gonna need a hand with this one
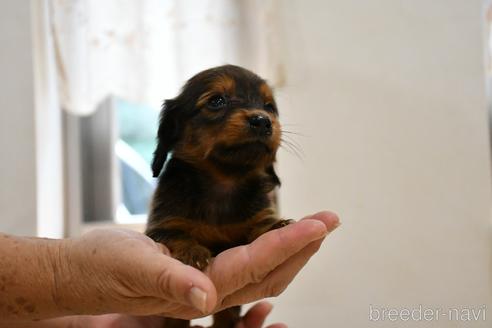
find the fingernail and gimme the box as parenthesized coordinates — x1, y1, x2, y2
(188, 286, 208, 313)
(330, 221, 341, 231)
(322, 221, 341, 236)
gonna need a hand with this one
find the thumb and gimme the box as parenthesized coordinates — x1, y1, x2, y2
(147, 253, 217, 313)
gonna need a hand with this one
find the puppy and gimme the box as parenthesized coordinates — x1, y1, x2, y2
(146, 65, 291, 328)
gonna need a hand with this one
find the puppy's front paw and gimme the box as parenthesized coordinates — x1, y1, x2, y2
(270, 219, 294, 230)
(173, 244, 212, 271)
(248, 218, 295, 243)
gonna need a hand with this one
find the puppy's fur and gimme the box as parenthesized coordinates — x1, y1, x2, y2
(146, 65, 290, 328)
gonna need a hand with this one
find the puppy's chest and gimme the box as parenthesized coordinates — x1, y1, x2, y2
(149, 159, 277, 253)
(198, 182, 268, 223)
(156, 169, 271, 224)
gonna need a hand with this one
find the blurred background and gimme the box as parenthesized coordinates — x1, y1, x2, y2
(0, 0, 491, 327)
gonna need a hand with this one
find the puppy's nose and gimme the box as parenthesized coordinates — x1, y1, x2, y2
(248, 115, 272, 136)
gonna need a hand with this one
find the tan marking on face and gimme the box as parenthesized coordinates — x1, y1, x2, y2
(213, 110, 250, 146)
(173, 109, 248, 164)
(196, 91, 212, 108)
(173, 123, 215, 163)
(216, 110, 280, 152)
(174, 108, 281, 168)
(212, 74, 235, 93)
(260, 83, 274, 104)
(196, 75, 236, 108)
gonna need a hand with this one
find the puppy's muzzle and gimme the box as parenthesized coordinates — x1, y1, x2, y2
(248, 114, 272, 137)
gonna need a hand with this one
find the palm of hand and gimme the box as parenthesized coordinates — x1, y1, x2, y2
(62, 212, 337, 321)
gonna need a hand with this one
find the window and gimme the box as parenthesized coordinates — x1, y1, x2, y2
(115, 97, 158, 222)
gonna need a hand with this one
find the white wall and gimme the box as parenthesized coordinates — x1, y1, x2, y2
(274, 0, 491, 327)
(0, 1, 63, 238)
(0, 1, 37, 236)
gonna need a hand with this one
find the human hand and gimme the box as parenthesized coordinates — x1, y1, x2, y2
(64, 301, 285, 328)
(173, 211, 340, 319)
(51, 211, 339, 319)
(191, 302, 287, 328)
(5, 301, 284, 328)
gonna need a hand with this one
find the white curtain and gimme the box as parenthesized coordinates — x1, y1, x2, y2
(49, 0, 283, 116)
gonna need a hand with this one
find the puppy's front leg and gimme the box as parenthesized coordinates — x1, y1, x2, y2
(147, 226, 212, 270)
(212, 306, 241, 328)
(269, 219, 295, 230)
(248, 218, 294, 243)
(162, 233, 212, 271)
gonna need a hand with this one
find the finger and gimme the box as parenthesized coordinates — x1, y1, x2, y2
(155, 242, 171, 256)
(222, 213, 342, 307)
(86, 314, 167, 328)
(221, 237, 323, 307)
(300, 211, 340, 231)
(238, 301, 273, 328)
(225, 212, 341, 306)
(143, 253, 218, 313)
(209, 216, 330, 296)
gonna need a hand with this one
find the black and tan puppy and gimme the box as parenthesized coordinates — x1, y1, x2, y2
(146, 65, 291, 328)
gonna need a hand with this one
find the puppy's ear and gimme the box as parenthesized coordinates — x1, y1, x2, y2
(266, 165, 281, 187)
(152, 99, 180, 178)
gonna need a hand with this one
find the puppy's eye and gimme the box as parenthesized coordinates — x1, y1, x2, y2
(207, 95, 227, 110)
(264, 103, 275, 113)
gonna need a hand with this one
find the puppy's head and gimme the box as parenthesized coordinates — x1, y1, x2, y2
(152, 65, 281, 178)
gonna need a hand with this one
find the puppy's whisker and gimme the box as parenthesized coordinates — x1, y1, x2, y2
(281, 130, 306, 137)
(280, 131, 304, 153)
(281, 130, 302, 135)
(280, 143, 303, 161)
(281, 138, 303, 155)
(281, 124, 305, 132)
(280, 138, 304, 160)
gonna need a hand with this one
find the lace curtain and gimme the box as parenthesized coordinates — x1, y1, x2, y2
(49, 0, 283, 116)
